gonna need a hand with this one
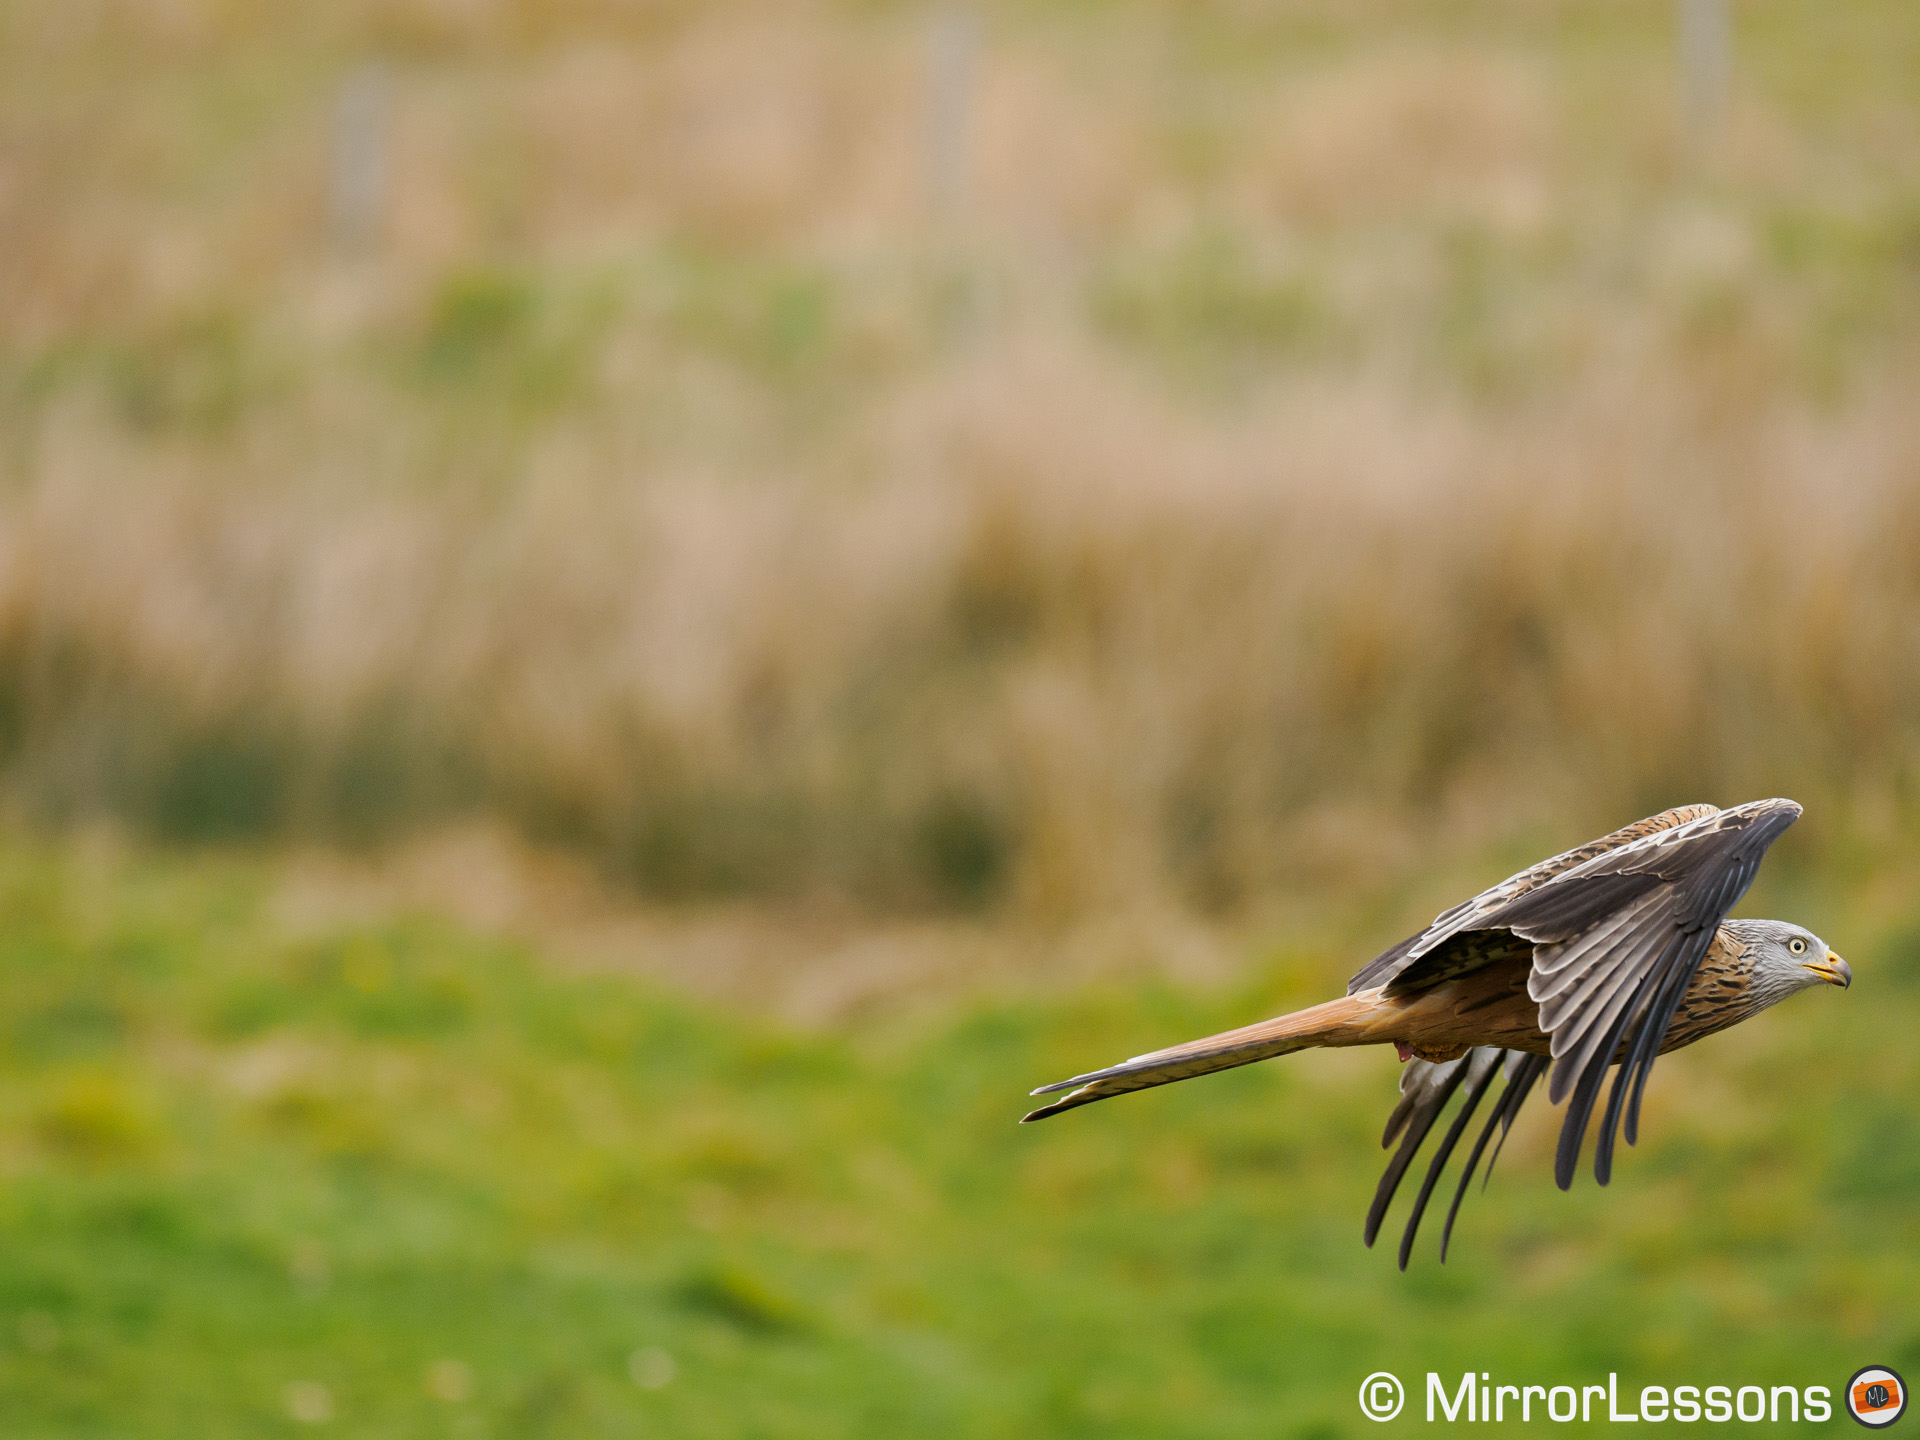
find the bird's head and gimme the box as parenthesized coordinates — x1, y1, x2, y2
(1731, 919, 1851, 1001)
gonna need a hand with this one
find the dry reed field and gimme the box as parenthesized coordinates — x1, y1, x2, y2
(4, 0, 1920, 920)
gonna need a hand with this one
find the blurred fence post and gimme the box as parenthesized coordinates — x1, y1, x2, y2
(330, 63, 392, 257)
(1678, 0, 1730, 149)
(924, 5, 978, 229)
(923, 5, 981, 343)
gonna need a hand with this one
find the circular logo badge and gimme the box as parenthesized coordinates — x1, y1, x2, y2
(1847, 1366, 1907, 1428)
(1358, 1371, 1405, 1423)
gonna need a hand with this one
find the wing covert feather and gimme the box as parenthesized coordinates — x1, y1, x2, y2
(1347, 804, 1718, 996)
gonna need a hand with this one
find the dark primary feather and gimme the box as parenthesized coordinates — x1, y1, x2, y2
(1393, 1051, 1504, 1270)
(1365, 1053, 1475, 1250)
(1365, 1048, 1550, 1268)
(1440, 1052, 1548, 1260)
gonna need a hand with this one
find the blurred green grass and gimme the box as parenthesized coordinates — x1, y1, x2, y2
(0, 841, 1912, 1436)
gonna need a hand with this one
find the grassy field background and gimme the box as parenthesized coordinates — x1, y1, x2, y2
(0, 840, 1912, 1437)
(2, 0, 1920, 1433)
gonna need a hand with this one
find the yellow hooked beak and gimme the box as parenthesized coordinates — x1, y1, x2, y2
(1802, 948, 1852, 988)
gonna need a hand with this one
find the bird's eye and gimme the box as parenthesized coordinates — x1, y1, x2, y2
(1789, 938, 1807, 955)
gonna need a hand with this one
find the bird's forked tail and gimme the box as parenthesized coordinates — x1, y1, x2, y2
(1022, 990, 1385, 1121)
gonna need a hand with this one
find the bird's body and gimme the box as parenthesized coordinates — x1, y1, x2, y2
(1104, 921, 1800, 1074)
(1021, 799, 1850, 1265)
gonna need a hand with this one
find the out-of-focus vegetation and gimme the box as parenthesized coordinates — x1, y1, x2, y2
(4, 0, 1920, 915)
(0, 841, 1912, 1436)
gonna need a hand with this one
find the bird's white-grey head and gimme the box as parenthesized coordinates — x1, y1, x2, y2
(1722, 918, 1851, 1009)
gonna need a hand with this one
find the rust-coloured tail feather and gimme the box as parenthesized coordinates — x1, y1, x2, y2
(1021, 991, 1381, 1122)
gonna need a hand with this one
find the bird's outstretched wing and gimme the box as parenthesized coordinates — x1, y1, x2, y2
(1354, 798, 1801, 1191)
(1345, 803, 1721, 994)
(1366, 1047, 1549, 1268)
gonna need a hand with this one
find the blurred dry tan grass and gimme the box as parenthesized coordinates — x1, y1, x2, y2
(2, 0, 1919, 923)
